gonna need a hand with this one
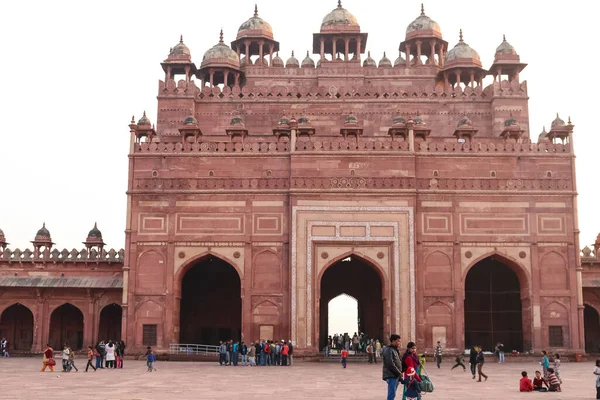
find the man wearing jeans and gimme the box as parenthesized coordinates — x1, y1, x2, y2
(382, 334, 403, 400)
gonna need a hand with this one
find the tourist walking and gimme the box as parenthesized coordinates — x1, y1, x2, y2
(476, 347, 488, 382)
(68, 346, 78, 372)
(115, 342, 122, 368)
(451, 354, 466, 371)
(62, 344, 71, 372)
(145, 346, 157, 372)
(85, 346, 96, 372)
(553, 353, 562, 383)
(382, 333, 403, 400)
(118, 340, 126, 368)
(288, 341, 294, 366)
(434, 341, 442, 368)
(341, 347, 348, 368)
(541, 350, 550, 379)
(41, 344, 55, 372)
(469, 345, 478, 379)
(1, 337, 9, 357)
(367, 341, 374, 364)
(593, 359, 600, 399)
(497, 342, 505, 363)
(375, 339, 382, 363)
(105, 341, 116, 368)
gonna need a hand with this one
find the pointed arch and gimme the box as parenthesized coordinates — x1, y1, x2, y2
(463, 251, 530, 294)
(424, 250, 453, 289)
(319, 251, 386, 293)
(0, 303, 34, 351)
(98, 303, 122, 342)
(49, 303, 84, 350)
(136, 249, 166, 294)
(425, 301, 453, 348)
(584, 304, 600, 354)
(540, 251, 568, 290)
(252, 249, 281, 291)
(175, 251, 242, 293)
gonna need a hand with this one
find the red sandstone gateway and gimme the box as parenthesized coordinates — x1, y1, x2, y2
(1, 2, 598, 357)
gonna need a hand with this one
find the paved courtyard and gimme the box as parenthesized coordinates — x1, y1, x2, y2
(0, 357, 597, 399)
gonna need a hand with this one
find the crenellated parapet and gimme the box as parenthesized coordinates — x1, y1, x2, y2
(157, 80, 528, 101)
(0, 247, 124, 264)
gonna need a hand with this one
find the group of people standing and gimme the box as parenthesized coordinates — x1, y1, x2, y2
(218, 339, 293, 366)
(327, 332, 377, 353)
(40, 340, 126, 372)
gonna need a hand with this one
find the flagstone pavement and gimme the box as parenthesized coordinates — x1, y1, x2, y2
(0, 357, 596, 399)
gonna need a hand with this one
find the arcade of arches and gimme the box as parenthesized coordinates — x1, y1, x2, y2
(179, 256, 242, 345)
(318, 256, 383, 350)
(0, 301, 122, 352)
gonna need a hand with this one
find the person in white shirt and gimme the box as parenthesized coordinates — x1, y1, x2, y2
(62, 344, 71, 372)
(593, 359, 600, 399)
(105, 341, 116, 368)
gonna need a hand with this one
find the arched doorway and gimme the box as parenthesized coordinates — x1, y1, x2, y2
(49, 304, 84, 350)
(328, 294, 359, 338)
(98, 304, 122, 342)
(179, 255, 241, 344)
(319, 255, 383, 350)
(585, 305, 600, 354)
(0, 304, 34, 351)
(464, 256, 524, 352)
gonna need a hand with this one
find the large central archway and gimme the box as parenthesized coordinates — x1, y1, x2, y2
(179, 255, 241, 344)
(0, 304, 34, 351)
(319, 255, 383, 350)
(464, 256, 525, 352)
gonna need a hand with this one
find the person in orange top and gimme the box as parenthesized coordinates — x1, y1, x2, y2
(341, 348, 348, 368)
(85, 346, 97, 372)
(281, 341, 289, 366)
(519, 371, 533, 392)
(41, 344, 55, 372)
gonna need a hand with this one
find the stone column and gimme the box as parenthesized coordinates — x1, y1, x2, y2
(234, 73, 240, 87)
(320, 37, 325, 61)
(259, 40, 264, 65)
(416, 40, 422, 65)
(405, 44, 411, 68)
(356, 36, 361, 62)
(184, 65, 190, 83)
(344, 38, 349, 61)
(438, 46, 444, 68)
(224, 71, 230, 87)
(455, 70, 461, 87)
(530, 243, 542, 352)
(269, 44, 273, 66)
(332, 39, 337, 59)
(245, 40, 250, 65)
(430, 40, 436, 65)
(209, 69, 214, 87)
(469, 70, 475, 88)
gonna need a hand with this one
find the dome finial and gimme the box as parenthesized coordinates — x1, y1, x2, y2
(459, 29, 464, 42)
(292, 50, 295, 56)
(254, 3, 258, 17)
(143, 111, 147, 117)
(131, 115, 135, 123)
(421, 3, 425, 15)
(383, 51, 386, 57)
(338, 0, 342, 8)
(503, 34, 506, 42)
(219, 29, 224, 43)
(306, 50, 309, 57)
(180, 34, 183, 43)
(568, 116, 572, 124)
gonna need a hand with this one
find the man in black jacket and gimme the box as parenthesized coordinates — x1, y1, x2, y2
(469, 345, 478, 379)
(382, 334, 403, 400)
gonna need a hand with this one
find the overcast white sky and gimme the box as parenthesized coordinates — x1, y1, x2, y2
(0, 0, 598, 254)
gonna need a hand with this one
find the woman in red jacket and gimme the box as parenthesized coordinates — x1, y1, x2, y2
(41, 344, 55, 372)
(401, 342, 422, 382)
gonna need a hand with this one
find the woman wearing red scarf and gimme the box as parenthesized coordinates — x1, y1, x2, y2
(401, 342, 422, 382)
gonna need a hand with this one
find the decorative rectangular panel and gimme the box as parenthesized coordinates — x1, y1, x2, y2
(138, 213, 168, 235)
(537, 214, 566, 235)
(460, 213, 529, 235)
(175, 213, 244, 235)
(253, 213, 283, 235)
(422, 213, 453, 235)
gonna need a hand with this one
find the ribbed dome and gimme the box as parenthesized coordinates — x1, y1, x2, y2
(345, 114, 358, 124)
(457, 115, 472, 127)
(446, 30, 480, 63)
(87, 222, 103, 239)
(379, 52, 392, 68)
(551, 113, 566, 127)
(394, 53, 406, 67)
(496, 35, 517, 56)
(230, 115, 245, 127)
(201, 30, 240, 70)
(237, 5, 274, 40)
(271, 52, 284, 67)
(35, 223, 51, 239)
(321, 1, 359, 32)
(392, 114, 406, 125)
(363, 51, 376, 67)
(406, 5, 442, 39)
(302, 51, 315, 68)
(286, 51, 299, 68)
(169, 36, 191, 59)
(504, 113, 518, 127)
(184, 115, 198, 125)
(278, 115, 290, 126)
(138, 111, 151, 126)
